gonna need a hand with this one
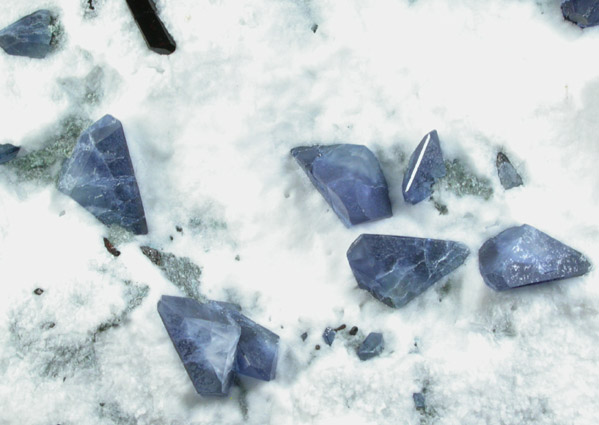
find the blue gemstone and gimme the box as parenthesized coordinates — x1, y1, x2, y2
(496, 152, 523, 190)
(0, 144, 20, 164)
(215, 302, 280, 382)
(0, 10, 54, 59)
(347, 234, 469, 308)
(413, 392, 426, 410)
(561, 0, 599, 28)
(291, 144, 392, 227)
(402, 130, 446, 204)
(58, 115, 148, 235)
(157, 296, 241, 396)
(322, 327, 336, 346)
(357, 332, 384, 360)
(479, 224, 591, 291)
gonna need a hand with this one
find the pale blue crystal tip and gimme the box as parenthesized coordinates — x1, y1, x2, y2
(402, 130, 446, 204)
(561, 0, 599, 28)
(357, 332, 384, 360)
(0, 144, 20, 164)
(0, 10, 54, 59)
(496, 152, 523, 190)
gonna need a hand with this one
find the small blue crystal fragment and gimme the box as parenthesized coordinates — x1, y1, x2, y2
(291, 144, 392, 227)
(347, 234, 469, 308)
(157, 296, 241, 396)
(413, 392, 426, 410)
(58, 115, 148, 235)
(216, 302, 280, 382)
(357, 332, 384, 360)
(402, 130, 446, 204)
(561, 0, 599, 28)
(322, 327, 336, 346)
(0, 144, 20, 164)
(479, 224, 591, 291)
(496, 152, 523, 190)
(0, 10, 54, 59)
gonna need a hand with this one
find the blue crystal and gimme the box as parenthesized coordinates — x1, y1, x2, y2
(496, 152, 523, 190)
(402, 130, 446, 204)
(561, 0, 599, 28)
(0, 10, 54, 59)
(291, 144, 392, 227)
(0, 144, 20, 164)
(58, 115, 148, 235)
(413, 392, 426, 410)
(357, 332, 384, 360)
(479, 224, 591, 291)
(215, 302, 280, 382)
(347, 234, 470, 308)
(157, 296, 241, 396)
(322, 327, 336, 346)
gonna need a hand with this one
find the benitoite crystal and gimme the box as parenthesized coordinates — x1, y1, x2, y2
(479, 224, 591, 291)
(413, 392, 426, 410)
(561, 0, 599, 28)
(58, 115, 148, 235)
(322, 327, 336, 346)
(157, 296, 241, 396)
(496, 152, 523, 190)
(0, 10, 54, 59)
(291, 144, 392, 227)
(0, 144, 20, 164)
(126, 0, 176, 54)
(402, 130, 446, 204)
(357, 332, 384, 360)
(347, 234, 469, 308)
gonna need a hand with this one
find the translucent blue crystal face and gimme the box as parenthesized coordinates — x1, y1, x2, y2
(347, 234, 470, 308)
(322, 327, 336, 346)
(157, 296, 241, 396)
(496, 152, 523, 190)
(291, 144, 392, 227)
(479, 224, 591, 291)
(0, 10, 54, 59)
(0, 144, 19, 164)
(58, 115, 148, 235)
(402, 130, 446, 204)
(561, 0, 599, 28)
(413, 392, 426, 410)
(357, 332, 384, 361)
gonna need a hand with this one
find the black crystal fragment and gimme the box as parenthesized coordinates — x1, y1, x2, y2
(126, 0, 176, 55)
(34, 288, 44, 295)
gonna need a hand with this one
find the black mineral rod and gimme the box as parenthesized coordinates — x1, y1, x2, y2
(126, 0, 176, 55)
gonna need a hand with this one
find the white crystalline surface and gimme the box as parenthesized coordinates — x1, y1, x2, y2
(0, 1, 598, 424)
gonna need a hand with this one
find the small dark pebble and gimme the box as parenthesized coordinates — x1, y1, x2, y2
(169, 235, 174, 241)
(103, 237, 121, 257)
(349, 326, 358, 335)
(311, 23, 318, 33)
(34, 288, 44, 296)
(334, 324, 346, 331)
(315, 345, 321, 350)
(176, 226, 183, 232)
(88, 0, 95, 10)
(42, 322, 56, 330)
(235, 255, 241, 261)
(99, 402, 105, 407)
(301, 332, 308, 341)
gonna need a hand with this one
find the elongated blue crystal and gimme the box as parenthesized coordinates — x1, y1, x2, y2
(322, 327, 336, 346)
(402, 130, 446, 204)
(58, 115, 148, 235)
(496, 152, 523, 190)
(357, 332, 384, 360)
(561, 0, 599, 28)
(0, 10, 54, 59)
(0, 144, 20, 164)
(347, 234, 469, 308)
(291, 144, 392, 227)
(479, 224, 591, 291)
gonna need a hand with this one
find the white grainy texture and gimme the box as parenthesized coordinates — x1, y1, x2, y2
(0, 0, 598, 424)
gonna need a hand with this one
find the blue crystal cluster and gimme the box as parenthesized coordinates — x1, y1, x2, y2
(291, 144, 392, 227)
(0, 144, 20, 164)
(58, 115, 148, 235)
(479, 224, 591, 291)
(347, 234, 469, 308)
(402, 130, 446, 204)
(0, 10, 54, 59)
(496, 152, 523, 190)
(561, 0, 599, 28)
(157, 295, 280, 396)
(357, 332, 384, 360)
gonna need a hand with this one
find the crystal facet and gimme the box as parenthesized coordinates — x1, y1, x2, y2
(0, 144, 20, 164)
(291, 144, 392, 227)
(479, 224, 591, 291)
(357, 332, 384, 361)
(0, 10, 54, 59)
(402, 130, 446, 204)
(58, 115, 148, 235)
(126, 0, 176, 54)
(496, 152, 523, 190)
(347, 234, 470, 308)
(413, 392, 426, 410)
(157, 296, 241, 396)
(322, 327, 336, 346)
(561, 0, 599, 28)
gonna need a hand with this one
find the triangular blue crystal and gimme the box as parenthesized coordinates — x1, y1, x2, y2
(347, 234, 469, 308)
(357, 332, 384, 361)
(402, 130, 446, 204)
(496, 152, 523, 190)
(479, 224, 591, 291)
(0, 10, 54, 59)
(58, 115, 148, 235)
(291, 144, 392, 227)
(0, 144, 20, 164)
